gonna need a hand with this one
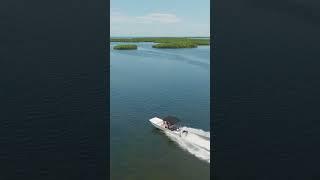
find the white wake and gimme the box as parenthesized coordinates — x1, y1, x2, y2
(164, 127, 210, 163)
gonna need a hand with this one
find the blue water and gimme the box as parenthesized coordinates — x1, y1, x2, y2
(110, 42, 210, 180)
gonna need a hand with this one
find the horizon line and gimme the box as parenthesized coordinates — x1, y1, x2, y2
(110, 35, 210, 38)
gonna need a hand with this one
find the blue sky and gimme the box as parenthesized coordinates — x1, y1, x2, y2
(111, 0, 210, 37)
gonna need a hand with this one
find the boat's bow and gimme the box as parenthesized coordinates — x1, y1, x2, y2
(149, 117, 166, 130)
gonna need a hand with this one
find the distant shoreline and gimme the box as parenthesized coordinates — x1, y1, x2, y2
(110, 37, 210, 49)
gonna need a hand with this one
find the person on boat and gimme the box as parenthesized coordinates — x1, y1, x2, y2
(167, 121, 171, 129)
(163, 121, 173, 129)
(162, 116, 180, 130)
(163, 121, 168, 128)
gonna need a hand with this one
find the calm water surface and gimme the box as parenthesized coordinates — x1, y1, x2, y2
(110, 42, 210, 180)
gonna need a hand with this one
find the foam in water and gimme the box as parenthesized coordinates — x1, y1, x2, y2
(164, 126, 210, 163)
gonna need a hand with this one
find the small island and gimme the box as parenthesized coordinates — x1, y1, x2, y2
(152, 42, 197, 49)
(113, 44, 138, 50)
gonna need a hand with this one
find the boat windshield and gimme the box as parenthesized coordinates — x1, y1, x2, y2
(163, 116, 181, 130)
(163, 116, 180, 125)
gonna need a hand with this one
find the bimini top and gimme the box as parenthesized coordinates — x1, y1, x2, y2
(163, 116, 180, 125)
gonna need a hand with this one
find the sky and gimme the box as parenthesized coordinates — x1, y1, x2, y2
(110, 0, 210, 37)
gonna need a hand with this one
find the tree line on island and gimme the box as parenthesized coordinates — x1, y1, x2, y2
(111, 37, 210, 50)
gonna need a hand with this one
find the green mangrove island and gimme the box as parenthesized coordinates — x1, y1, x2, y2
(111, 37, 210, 49)
(113, 44, 138, 50)
(152, 42, 197, 49)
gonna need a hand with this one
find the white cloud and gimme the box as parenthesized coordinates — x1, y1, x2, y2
(110, 9, 209, 37)
(136, 13, 181, 24)
(110, 10, 131, 23)
(111, 10, 181, 24)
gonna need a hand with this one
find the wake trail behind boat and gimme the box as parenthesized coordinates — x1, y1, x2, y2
(165, 126, 210, 163)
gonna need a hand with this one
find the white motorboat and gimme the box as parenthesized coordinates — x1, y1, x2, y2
(149, 116, 210, 151)
(149, 116, 185, 137)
